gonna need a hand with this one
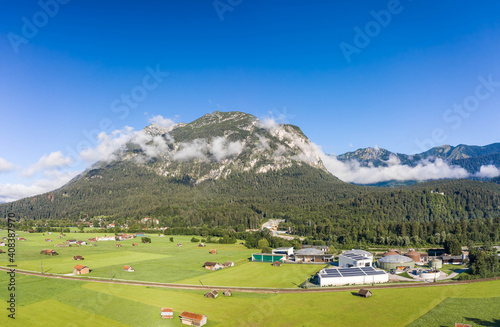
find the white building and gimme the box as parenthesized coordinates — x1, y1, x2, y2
(272, 247, 294, 258)
(317, 267, 388, 287)
(339, 249, 373, 268)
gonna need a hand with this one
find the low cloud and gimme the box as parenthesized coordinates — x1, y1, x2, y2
(0, 170, 80, 203)
(210, 137, 244, 161)
(80, 126, 134, 162)
(474, 165, 500, 178)
(173, 139, 208, 161)
(22, 151, 74, 177)
(0, 157, 15, 173)
(148, 114, 176, 129)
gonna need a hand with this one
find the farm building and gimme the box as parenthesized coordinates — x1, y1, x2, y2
(272, 261, 282, 267)
(204, 262, 224, 271)
(224, 290, 232, 297)
(199, 243, 206, 247)
(88, 238, 97, 242)
(339, 249, 373, 268)
(73, 265, 90, 275)
(209, 249, 217, 254)
(73, 255, 84, 261)
(294, 248, 334, 263)
(96, 235, 116, 241)
(0, 242, 5, 246)
(317, 267, 388, 287)
(41, 249, 58, 256)
(67, 239, 78, 245)
(224, 261, 235, 267)
(177, 243, 183, 247)
(123, 265, 135, 272)
(251, 253, 286, 263)
(358, 289, 372, 298)
(0, 249, 4, 253)
(132, 243, 138, 246)
(180, 311, 207, 326)
(272, 247, 294, 259)
(161, 308, 173, 319)
(116, 243, 122, 247)
(45, 239, 52, 242)
(378, 255, 415, 270)
(204, 290, 219, 299)
(440, 255, 464, 265)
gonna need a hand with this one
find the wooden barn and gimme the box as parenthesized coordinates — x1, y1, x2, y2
(73, 255, 84, 261)
(204, 290, 219, 299)
(272, 261, 282, 267)
(73, 265, 90, 275)
(358, 289, 372, 298)
(132, 243, 138, 246)
(209, 249, 217, 254)
(224, 261, 235, 267)
(123, 265, 135, 272)
(179, 311, 207, 326)
(224, 290, 232, 297)
(116, 243, 122, 247)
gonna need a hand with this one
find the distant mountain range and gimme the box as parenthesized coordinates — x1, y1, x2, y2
(336, 143, 500, 185)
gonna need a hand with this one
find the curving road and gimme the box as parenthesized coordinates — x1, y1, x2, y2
(2, 266, 499, 294)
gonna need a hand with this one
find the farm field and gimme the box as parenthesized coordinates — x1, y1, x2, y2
(1, 273, 500, 326)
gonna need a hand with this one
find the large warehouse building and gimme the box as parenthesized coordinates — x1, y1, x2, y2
(317, 267, 388, 287)
(378, 255, 415, 270)
(339, 249, 373, 268)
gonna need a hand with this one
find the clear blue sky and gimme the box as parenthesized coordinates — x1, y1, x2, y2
(1, 0, 500, 200)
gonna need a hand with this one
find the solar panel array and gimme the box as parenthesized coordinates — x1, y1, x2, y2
(319, 267, 387, 278)
(341, 253, 368, 261)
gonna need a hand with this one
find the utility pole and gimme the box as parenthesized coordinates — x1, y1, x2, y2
(41, 261, 43, 274)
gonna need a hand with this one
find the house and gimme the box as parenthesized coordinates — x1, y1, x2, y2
(73, 265, 90, 275)
(132, 243, 138, 246)
(180, 311, 208, 326)
(116, 243, 122, 247)
(294, 248, 334, 263)
(0, 242, 5, 246)
(209, 249, 217, 254)
(73, 255, 84, 261)
(56, 244, 63, 247)
(177, 243, 183, 247)
(272, 261, 282, 267)
(96, 235, 116, 241)
(204, 262, 224, 271)
(88, 238, 97, 242)
(40, 249, 58, 256)
(204, 290, 219, 299)
(440, 255, 464, 265)
(18, 238, 26, 241)
(224, 261, 235, 267)
(77, 241, 87, 246)
(358, 289, 372, 298)
(223, 290, 232, 297)
(45, 239, 52, 242)
(199, 243, 206, 247)
(161, 308, 174, 319)
(0, 249, 4, 253)
(123, 265, 135, 272)
(67, 239, 78, 245)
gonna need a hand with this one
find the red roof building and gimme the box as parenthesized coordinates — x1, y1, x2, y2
(180, 311, 207, 326)
(161, 308, 173, 319)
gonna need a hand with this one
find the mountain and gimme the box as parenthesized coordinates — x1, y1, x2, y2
(2, 111, 500, 232)
(337, 143, 500, 174)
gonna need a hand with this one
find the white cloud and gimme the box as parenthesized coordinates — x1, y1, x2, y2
(474, 165, 500, 178)
(79, 126, 134, 162)
(23, 151, 74, 177)
(173, 139, 208, 161)
(209, 137, 244, 161)
(0, 157, 15, 173)
(148, 115, 176, 129)
(0, 170, 80, 203)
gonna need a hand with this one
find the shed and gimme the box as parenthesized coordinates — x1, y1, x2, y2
(132, 243, 138, 246)
(209, 249, 217, 254)
(123, 265, 135, 272)
(204, 290, 219, 299)
(204, 262, 224, 271)
(358, 289, 372, 298)
(73, 255, 84, 261)
(224, 290, 232, 297)
(199, 243, 206, 247)
(224, 261, 235, 267)
(180, 311, 207, 326)
(73, 265, 90, 275)
(177, 243, 183, 247)
(116, 243, 122, 247)
(161, 308, 174, 319)
(272, 261, 282, 267)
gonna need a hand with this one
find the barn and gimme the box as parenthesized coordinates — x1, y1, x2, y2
(73, 255, 84, 261)
(161, 308, 174, 319)
(294, 248, 334, 263)
(73, 265, 90, 275)
(339, 249, 373, 268)
(317, 267, 388, 287)
(180, 311, 208, 326)
(123, 265, 135, 272)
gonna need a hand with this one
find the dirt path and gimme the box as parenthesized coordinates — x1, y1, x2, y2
(2, 266, 499, 294)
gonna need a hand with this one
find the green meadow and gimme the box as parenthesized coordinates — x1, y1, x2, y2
(1, 274, 499, 326)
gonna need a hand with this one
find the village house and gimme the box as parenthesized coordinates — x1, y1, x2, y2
(96, 235, 116, 241)
(77, 241, 87, 246)
(224, 261, 235, 268)
(73, 265, 90, 275)
(204, 290, 219, 299)
(161, 308, 174, 319)
(123, 265, 135, 272)
(179, 311, 208, 326)
(177, 243, 183, 247)
(209, 249, 217, 254)
(0, 242, 5, 246)
(73, 255, 84, 261)
(45, 239, 52, 242)
(223, 290, 232, 297)
(67, 239, 78, 245)
(41, 249, 58, 256)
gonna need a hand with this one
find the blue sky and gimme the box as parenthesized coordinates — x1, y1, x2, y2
(1, 0, 500, 201)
